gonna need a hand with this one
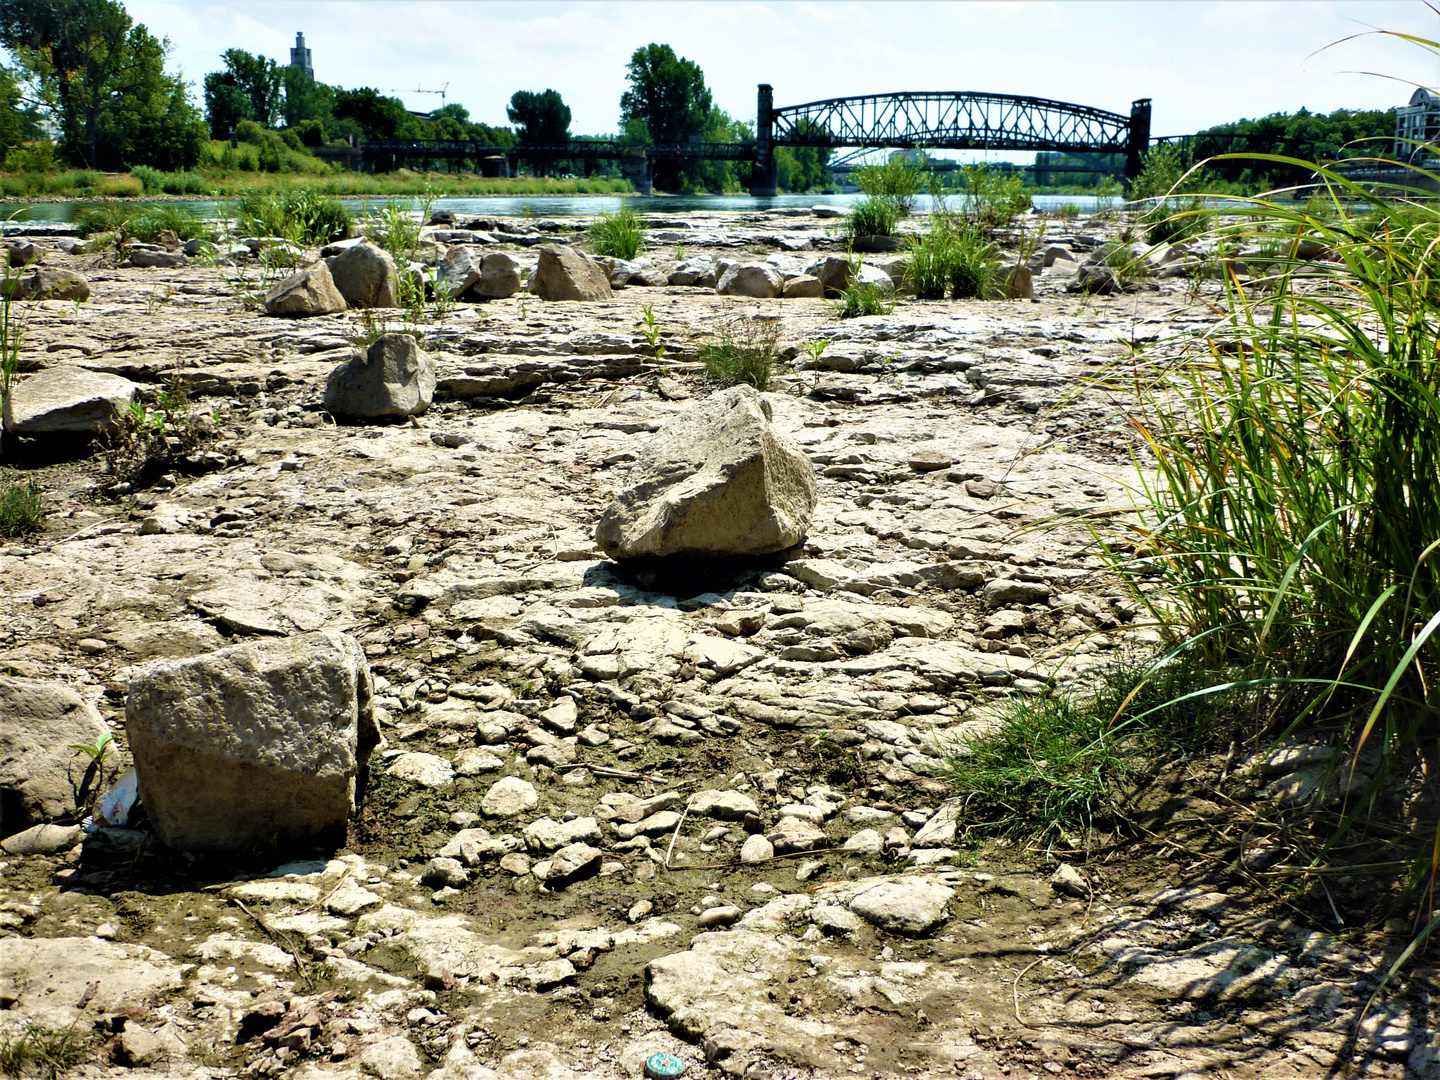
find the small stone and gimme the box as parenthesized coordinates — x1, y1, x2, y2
(849, 879, 954, 936)
(420, 857, 469, 890)
(1, 823, 83, 855)
(386, 752, 453, 788)
(907, 449, 953, 473)
(689, 789, 759, 820)
(696, 905, 742, 928)
(76, 638, 108, 654)
(499, 852, 531, 876)
(811, 904, 865, 935)
(359, 1035, 423, 1080)
(545, 842, 602, 886)
(1050, 862, 1089, 898)
(481, 776, 539, 817)
(841, 829, 883, 855)
(739, 834, 774, 865)
(628, 899, 654, 923)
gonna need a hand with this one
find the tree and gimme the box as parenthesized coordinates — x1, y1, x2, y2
(507, 89, 570, 144)
(281, 66, 335, 131)
(332, 87, 408, 140)
(0, 61, 41, 164)
(203, 48, 281, 137)
(0, 0, 203, 169)
(619, 43, 712, 189)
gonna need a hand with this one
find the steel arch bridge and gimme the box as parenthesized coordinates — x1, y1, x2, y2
(753, 85, 1151, 194)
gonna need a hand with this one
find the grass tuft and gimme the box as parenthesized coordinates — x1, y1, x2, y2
(588, 202, 645, 260)
(0, 477, 43, 537)
(700, 317, 781, 390)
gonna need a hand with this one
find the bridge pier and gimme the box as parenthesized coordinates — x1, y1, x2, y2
(751, 83, 778, 196)
(1126, 98, 1152, 184)
(621, 149, 652, 196)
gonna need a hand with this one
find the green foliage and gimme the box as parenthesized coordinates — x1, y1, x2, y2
(960, 163, 1032, 231)
(852, 155, 927, 215)
(906, 215, 1000, 300)
(775, 131, 832, 193)
(0, 250, 25, 459)
(0, 477, 43, 537)
(588, 202, 645, 260)
(0, 1022, 88, 1079)
(1197, 105, 1398, 187)
(362, 199, 423, 262)
(1129, 144, 1213, 244)
(203, 48, 283, 138)
(802, 338, 830, 367)
(832, 279, 894, 319)
(507, 89, 571, 144)
(0, 0, 206, 170)
(100, 378, 215, 486)
(700, 317, 781, 390)
(620, 43, 713, 190)
(946, 660, 1224, 839)
(845, 196, 901, 240)
(234, 187, 350, 245)
(4, 139, 53, 172)
(636, 303, 666, 363)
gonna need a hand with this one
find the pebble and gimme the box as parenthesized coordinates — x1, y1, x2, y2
(481, 776, 539, 817)
(740, 834, 774, 865)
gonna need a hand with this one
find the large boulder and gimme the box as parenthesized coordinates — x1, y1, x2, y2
(436, 246, 483, 298)
(0, 677, 109, 837)
(473, 252, 522, 299)
(2, 366, 137, 436)
(529, 244, 612, 301)
(263, 263, 347, 316)
(716, 263, 783, 299)
(326, 241, 399, 308)
(668, 255, 716, 288)
(323, 333, 436, 420)
(1, 267, 90, 302)
(125, 630, 378, 852)
(594, 385, 817, 559)
(804, 255, 854, 296)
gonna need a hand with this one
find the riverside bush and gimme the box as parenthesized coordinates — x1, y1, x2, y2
(845, 196, 901, 239)
(700, 318, 782, 389)
(905, 216, 999, 299)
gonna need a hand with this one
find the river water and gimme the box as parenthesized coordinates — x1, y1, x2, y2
(5, 191, 1125, 223)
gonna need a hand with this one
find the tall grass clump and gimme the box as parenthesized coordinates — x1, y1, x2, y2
(236, 187, 350, 246)
(1078, 157, 1440, 917)
(0, 476, 43, 536)
(588, 202, 645, 260)
(959, 163, 1032, 231)
(845, 196, 901, 240)
(904, 214, 1000, 300)
(1129, 143, 1213, 245)
(700, 317, 782, 389)
(852, 154, 928, 215)
(74, 203, 211, 243)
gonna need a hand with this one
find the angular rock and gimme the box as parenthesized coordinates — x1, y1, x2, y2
(386, 752, 453, 788)
(911, 798, 961, 847)
(545, 842, 602, 885)
(360, 1036, 423, 1080)
(842, 829, 883, 855)
(3, 267, 90, 302)
(2, 367, 137, 436)
(781, 274, 824, 299)
(0, 676, 109, 834)
(805, 255, 854, 295)
(124, 630, 377, 852)
(323, 333, 436, 420)
(0, 822, 83, 855)
(982, 578, 1051, 606)
(594, 385, 818, 558)
(689, 789, 759, 820)
(849, 879, 954, 936)
(766, 817, 827, 854)
(326, 241, 399, 308)
(529, 244, 612, 301)
(668, 255, 716, 287)
(420, 856, 469, 889)
(128, 249, 186, 269)
(474, 252, 522, 299)
(524, 816, 600, 853)
(436, 245, 483, 297)
(716, 263, 783, 298)
(481, 776, 538, 817)
(1001, 264, 1033, 300)
(263, 262, 347, 315)
(7, 241, 37, 267)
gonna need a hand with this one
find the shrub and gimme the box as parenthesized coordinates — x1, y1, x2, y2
(5, 141, 57, 172)
(852, 155, 928, 215)
(947, 227, 1001, 299)
(130, 165, 165, 193)
(0, 477, 43, 537)
(700, 318, 782, 389)
(960, 163, 1032, 231)
(588, 202, 645, 260)
(236, 188, 350, 246)
(846, 196, 901, 239)
(832, 280, 894, 318)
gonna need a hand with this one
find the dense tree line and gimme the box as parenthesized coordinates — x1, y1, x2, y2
(1191, 106, 1397, 187)
(0, 0, 205, 169)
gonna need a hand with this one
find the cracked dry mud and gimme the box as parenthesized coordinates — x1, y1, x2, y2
(0, 208, 1436, 1080)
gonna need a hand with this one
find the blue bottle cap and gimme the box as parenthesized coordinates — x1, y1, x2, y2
(644, 1052, 685, 1079)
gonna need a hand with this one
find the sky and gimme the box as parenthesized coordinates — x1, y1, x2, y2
(126, 0, 1440, 148)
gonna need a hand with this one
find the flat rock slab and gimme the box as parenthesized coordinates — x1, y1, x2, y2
(848, 879, 955, 936)
(0, 936, 185, 1029)
(3, 365, 137, 434)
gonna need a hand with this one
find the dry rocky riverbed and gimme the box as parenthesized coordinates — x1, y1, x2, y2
(0, 207, 1436, 1080)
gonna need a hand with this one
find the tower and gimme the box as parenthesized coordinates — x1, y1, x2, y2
(290, 32, 313, 80)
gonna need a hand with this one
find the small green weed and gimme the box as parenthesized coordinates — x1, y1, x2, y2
(700, 317, 782, 390)
(833, 280, 895, 318)
(636, 303, 667, 363)
(0, 1023, 88, 1079)
(802, 338, 830, 367)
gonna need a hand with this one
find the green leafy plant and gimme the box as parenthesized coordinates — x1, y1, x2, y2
(100, 378, 215, 487)
(959, 163, 1032, 232)
(636, 303, 666, 363)
(700, 317, 781, 389)
(589, 202, 646, 260)
(832, 279, 895, 318)
(802, 338, 830, 367)
(363, 201, 423, 264)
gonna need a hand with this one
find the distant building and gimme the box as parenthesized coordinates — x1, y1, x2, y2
(1395, 87, 1440, 159)
(290, 32, 313, 80)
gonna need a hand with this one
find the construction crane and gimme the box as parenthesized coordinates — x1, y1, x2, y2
(384, 82, 450, 107)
